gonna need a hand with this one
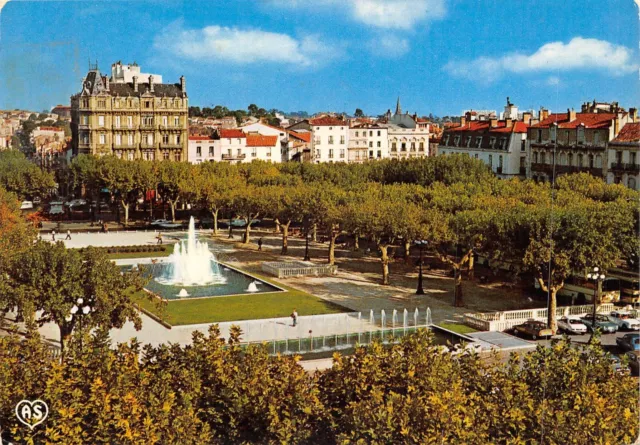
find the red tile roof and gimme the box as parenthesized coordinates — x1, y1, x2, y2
(246, 134, 278, 147)
(289, 131, 311, 143)
(219, 129, 246, 138)
(309, 116, 346, 126)
(447, 120, 528, 134)
(532, 113, 616, 129)
(612, 122, 640, 143)
(37, 126, 63, 132)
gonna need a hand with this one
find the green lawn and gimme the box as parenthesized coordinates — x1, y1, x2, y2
(438, 322, 478, 335)
(131, 272, 348, 326)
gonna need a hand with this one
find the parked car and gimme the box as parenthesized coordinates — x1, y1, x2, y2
(32, 197, 41, 205)
(47, 205, 65, 216)
(610, 355, 629, 375)
(616, 333, 640, 352)
(625, 351, 640, 376)
(150, 219, 183, 229)
(512, 320, 553, 340)
(20, 201, 34, 210)
(608, 311, 640, 331)
(65, 199, 87, 208)
(557, 316, 588, 335)
(220, 218, 261, 228)
(580, 314, 618, 334)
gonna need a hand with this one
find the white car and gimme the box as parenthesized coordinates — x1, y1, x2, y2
(20, 201, 34, 210)
(65, 199, 87, 208)
(557, 316, 588, 335)
(609, 311, 640, 331)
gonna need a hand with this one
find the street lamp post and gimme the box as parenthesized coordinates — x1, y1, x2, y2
(415, 240, 427, 295)
(303, 223, 311, 261)
(64, 297, 93, 350)
(586, 267, 606, 342)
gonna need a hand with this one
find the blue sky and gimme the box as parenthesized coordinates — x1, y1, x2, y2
(0, 0, 638, 116)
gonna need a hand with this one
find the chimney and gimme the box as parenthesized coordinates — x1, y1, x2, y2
(460, 116, 466, 127)
(180, 75, 186, 93)
(568, 108, 576, 122)
(490, 118, 498, 128)
(522, 112, 532, 125)
(505, 118, 513, 128)
(540, 108, 549, 120)
(133, 76, 138, 92)
(149, 75, 154, 93)
(630, 108, 638, 122)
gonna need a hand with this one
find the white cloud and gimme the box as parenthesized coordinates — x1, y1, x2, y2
(369, 35, 409, 58)
(546, 76, 561, 86)
(444, 37, 638, 81)
(267, 0, 446, 30)
(154, 22, 340, 69)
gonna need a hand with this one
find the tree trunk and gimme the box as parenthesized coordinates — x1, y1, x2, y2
(149, 196, 154, 219)
(353, 232, 359, 251)
(328, 232, 338, 265)
(404, 241, 411, 265)
(454, 266, 464, 307)
(467, 252, 475, 280)
(547, 288, 558, 333)
(122, 201, 129, 226)
(58, 324, 71, 357)
(312, 224, 317, 242)
(243, 221, 252, 244)
(212, 208, 219, 235)
(281, 222, 290, 255)
(274, 219, 281, 233)
(169, 197, 179, 223)
(380, 245, 390, 285)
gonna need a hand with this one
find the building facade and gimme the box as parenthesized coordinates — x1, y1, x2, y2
(218, 129, 247, 163)
(439, 115, 529, 178)
(288, 116, 349, 163)
(188, 135, 217, 164)
(70, 63, 188, 161)
(348, 123, 389, 162)
(527, 105, 636, 182)
(607, 122, 640, 190)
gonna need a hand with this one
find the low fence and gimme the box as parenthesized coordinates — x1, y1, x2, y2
(262, 261, 338, 278)
(464, 303, 616, 332)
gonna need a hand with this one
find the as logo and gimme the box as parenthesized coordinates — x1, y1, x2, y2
(15, 400, 48, 430)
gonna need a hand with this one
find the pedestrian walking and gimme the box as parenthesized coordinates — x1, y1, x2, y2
(157, 233, 163, 245)
(291, 308, 298, 327)
(65, 230, 71, 240)
(51, 230, 55, 242)
(258, 238, 263, 251)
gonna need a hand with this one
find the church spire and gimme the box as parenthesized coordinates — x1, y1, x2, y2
(395, 96, 402, 115)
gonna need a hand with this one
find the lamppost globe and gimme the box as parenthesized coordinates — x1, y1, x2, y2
(70, 305, 78, 314)
(77, 298, 84, 305)
(82, 306, 91, 315)
(600, 274, 605, 280)
(65, 315, 73, 322)
(587, 273, 592, 279)
(593, 267, 599, 273)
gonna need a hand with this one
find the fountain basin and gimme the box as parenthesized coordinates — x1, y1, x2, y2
(127, 262, 283, 300)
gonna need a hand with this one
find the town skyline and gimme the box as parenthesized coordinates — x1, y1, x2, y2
(1, 0, 638, 115)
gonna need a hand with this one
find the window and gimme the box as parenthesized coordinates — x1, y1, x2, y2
(237, 148, 242, 156)
(355, 131, 359, 137)
(631, 152, 637, 165)
(391, 142, 397, 151)
(567, 153, 573, 166)
(410, 142, 416, 151)
(315, 136, 321, 144)
(578, 154, 584, 167)
(536, 129, 542, 143)
(98, 115, 105, 126)
(163, 134, 169, 144)
(328, 136, 334, 144)
(595, 154, 602, 168)
(147, 134, 153, 145)
(377, 141, 381, 148)
(114, 101, 120, 109)
(594, 131, 600, 144)
(500, 138, 506, 150)
(577, 126, 585, 144)
(315, 149, 320, 157)
(143, 116, 153, 126)
(174, 116, 179, 127)
(227, 139, 232, 144)
(377, 150, 381, 158)
(629, 177, 637, 190)
(98, 100, 106, 108)
(252, 148, 257, 157)
(115, 116, 120, 128)
(82, 134, 89, 144)
(128, 134, 133, 145)
(476, 137, 482, 148)
(127, 116, 133, 128)
(115, 134, 121, 146)
(521, 140, 526, 152)
(369, 141, 373, 148)
(369, 150, 374, 159)
(488, 154, 493, 167)
(329, 149, 334, 158)
(444, 135, 450, 145)
(588, 154, 594, 168)
(489, 137, 496, 149)
(340, 135, 345, 144)
(127, 151, 134, 161)
(81, 99, 88, 108)
(145, 100, 151, 108)
(196, 146, 202, 156)
(401, 142, 406, 151)
(369, 131, 373, 137)
(550, 125, 557, 141)
(377, 131, 381, 136)
(454, 135, 460, 146)
(419, 142, 424, 151)
(163, 151, 170, 161)
(466, 136, 472, 148)
(162, 116, 168, 127)
(616, 151, 623, 164)
(267, 148, 272, 157)
(340, 149, 345, 159)
(209, 146, 214, 156)
(175, 153, 181, 162)
(533, 152, 538, 163)
(176, 135, 181, 144)
(99, 134, 105, 144)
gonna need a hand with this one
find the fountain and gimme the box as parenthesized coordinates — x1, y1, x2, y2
(156, 217, 226, 286)
(247, 281, 259, 292)
(177, 288, 190, 298)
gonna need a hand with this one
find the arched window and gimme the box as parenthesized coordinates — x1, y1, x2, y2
(629, 177, 637, 190)
(559, 153, 567, 165)
(578, 154, 584, 167)
(567, 153, 573, 166)
(588, 154, 594, 168)
(595, 154, 602, 168)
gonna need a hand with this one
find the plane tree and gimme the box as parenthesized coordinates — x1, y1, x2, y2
(158, 161, 191, 222)
(195, 162, 242, 235)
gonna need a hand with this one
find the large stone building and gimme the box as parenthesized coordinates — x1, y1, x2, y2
(526, 103, 637, 182)
(383, 98, 430, 159)
(70, 62, 188, 161)
(607, 122, 640, 190)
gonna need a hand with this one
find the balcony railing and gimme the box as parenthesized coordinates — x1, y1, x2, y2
(113, 144, 137, 149)
(160, 143, 183, 149)
(531, 163, 604, 176)
(140, 142, 157, 149)
(610, 162, 640, 173)
(139, 123, 155, 130)
(222, 153, 246, 160)
(159, 124, 183, 130)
